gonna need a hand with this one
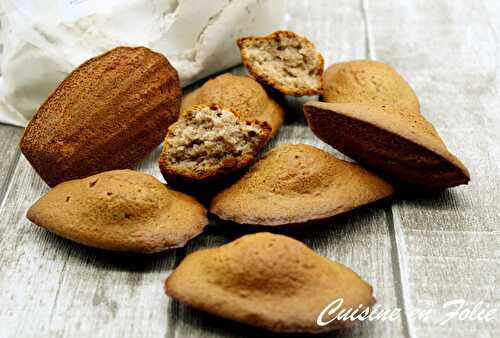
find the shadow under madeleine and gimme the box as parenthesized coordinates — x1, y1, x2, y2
(167, 296, 369, 338)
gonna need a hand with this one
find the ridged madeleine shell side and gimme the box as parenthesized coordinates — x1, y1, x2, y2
(20, 46, 181, 187)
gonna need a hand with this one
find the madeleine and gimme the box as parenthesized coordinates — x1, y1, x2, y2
(165, 232, 375, 333)
(27, 170, 207, 253)
(210, 144, 393, 226)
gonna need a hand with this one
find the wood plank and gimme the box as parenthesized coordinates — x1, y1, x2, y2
(8, 0, 499, 337)
(169, 1, 406, 337)
(0, 150, 180, 338)
(365, 0, 500, 337)
(0, 125, 23, 207)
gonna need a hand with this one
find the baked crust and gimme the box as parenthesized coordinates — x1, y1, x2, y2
(26, 170, 207, 253)
(304, 101, 470, 189)
(237, 30, 324, 96)
(313, 60, 470, 189)
(159, 104, 271, 185)
(210, 144, 394, 226)
(165, 232, 375, 333)
(322, 60, 421, 112)
(181, 73, 284, 138)
(20, 46, 181, 187)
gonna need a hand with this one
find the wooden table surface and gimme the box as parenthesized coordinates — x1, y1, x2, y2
(0, 1, 499, 337)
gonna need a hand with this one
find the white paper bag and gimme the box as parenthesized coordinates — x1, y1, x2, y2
(0, 0, 285, 126)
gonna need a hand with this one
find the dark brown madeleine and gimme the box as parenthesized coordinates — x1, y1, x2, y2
(20, 46, 181, 187)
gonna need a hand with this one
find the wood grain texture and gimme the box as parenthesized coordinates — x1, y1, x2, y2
(0, 125, 23, 206)
(0, 0, 499, 337)
(169, 1, 405, 338)
(365, 0, 500, 337)
(0, 151, 181, 338)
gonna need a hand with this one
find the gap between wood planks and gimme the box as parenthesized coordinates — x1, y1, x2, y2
(165, 1, 414, 337)
(361, 0, 413, 337)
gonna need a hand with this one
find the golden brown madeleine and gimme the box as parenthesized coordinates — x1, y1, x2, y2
(304, 102, 470, 189)
(182, 73, 284, 137)
(322, 60, 447, 145)
(27, 170, 207, 253)
(322, 60, 421, 112)
(237, 30, 324, 96)
(210, 144, 394, 226)
(165, 232, 375, 333)
(159, 104, 271, 185)
(20, 46, 181, 187)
